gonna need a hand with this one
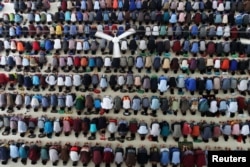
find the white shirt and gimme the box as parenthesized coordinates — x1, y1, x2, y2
(121, 40, 127, 50)
(94, 1, 100, 10)
(15, 56, 22, 65)
(222, 14, 228, 24)
(181, 59, 189, 68)
(22, 57, 29, 66)
(209, 100, 218, 113)
(227, 101, 238, 113)
(145, 27, 152, 36)
(101, 96, 113, 109)
(67, 57, 73, 66)
(118, 76, 125, 86)
(66, 94, 74, 107)
(65, 76, 72, 87)
(212, 0, 218, 10)
(54, 39, 61, 50)
(150, 123, 160, 136)
(10, 41, 16, 50)
(49, 149, 59, 162)
(224, 26, 230, 37)
(177, 2, 184, 11)
(53, 118, 61, 133)
(214, 59, 221, 68)
(4, 40, 10, 49)
(18, 120, 27, 133)
(70, 151, 80, 161)
(152, 26, 159, 36)
(104, 57, 111, 67)
(46, 13, 52, 22)
(46, 75, 57, 85)
(139, 40, 146, 50)
(241, 124, 250, 136)
(31, 97, 39, 108)
(73, 74, 81, 86)
(123, 99, 130, 109)
(137, 125, 148, 134)
(192, 2, 199, 10)
(57, 76, 64, 86)
(238, 79, 248, 91)
(217, 3, 224, 12)
(0, 56, 7, 65)
(35, 13, 40, 22)
(76, 41, 83, 50)
(108, 122, 118, 133)
(71, 13, 76, 22)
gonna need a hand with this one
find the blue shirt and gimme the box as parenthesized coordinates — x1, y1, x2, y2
(160, 149, 170, 165)
(205, 79, 213, 90)
(185, 78, 196, 91)
(170, 147, 180, 164)
(136, 56, 144, 68)
(76, 11, 83, 21)
(50, 95, 58, 107)
(10, 144, 19, 158)
(32, 75, 40, 86)
(69, 25, 77, 36)
(81, 0, 87, 10)
(44, 120, 53, 134)
(65, 11, 71, 21)
(88, 57, 96, 67)
(19, 145, 28, 159)
(42, 96, 50, 108)
(150, 97, 160, 110)
(45, 39, 53, 51)
(94, 99, 101, 109)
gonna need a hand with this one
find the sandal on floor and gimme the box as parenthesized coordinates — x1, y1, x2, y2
(7, 109, 14, 113)
(2, 130, 10, 136)
(120, 89, 128, 93)
(28, 134, 36, 138)
(38, 133, 46, 138)
(126, 137, 135, 141)
(108, 137, 116, 141)
(129, 89, 136, 93)
(87, 136, 96, 140)
(123, 111, 131, 116)
(116, 137, 124, 143)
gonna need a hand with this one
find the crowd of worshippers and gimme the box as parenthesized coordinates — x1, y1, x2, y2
(1, 0, 250, 57)
(0, 91, 250, 117)
(3, 54, 250, 75)
(0, 139, 203, 167)
(0, 139, 249, 167)
(1, 114, 250, 144)
(1, 66, 250, 96)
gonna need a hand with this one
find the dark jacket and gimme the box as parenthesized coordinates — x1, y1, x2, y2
(125, 146, 136, 166)
(137, 146, 148, 165)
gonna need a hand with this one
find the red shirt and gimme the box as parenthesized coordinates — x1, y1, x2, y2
(74, 56, 81, 67)
(0, 74, 8, 84)
(32, 41, 40, 51)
